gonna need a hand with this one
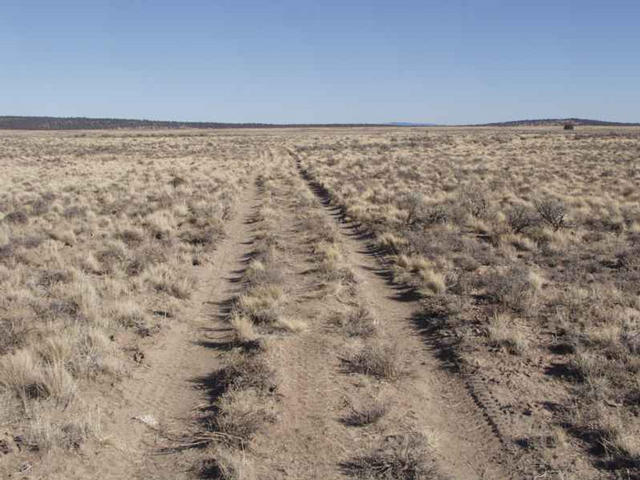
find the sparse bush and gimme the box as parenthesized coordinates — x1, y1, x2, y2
(341, 432, 442, 479)
(421, 205, 450, 226)
(402, 192, 426, 226)
(535, 198, 567, 231)
(507, 204, 539, 233)
(459, 186, 489, 218)
(486, 267, 542, 313)
(5, 210, 29, 224)
(199, 448, 256, 480)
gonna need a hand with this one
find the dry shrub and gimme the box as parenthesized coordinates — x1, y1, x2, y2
(230, 312, 258, 344)
(314, 241, 355, 283)
(199, 447, 256, 480)
(145, 264, 195, 299)
(486, 312, 529, 355)
(22, 406, 102, 452)
(486, 266, 542, 313)
(535, 198, 567, 231)
(345, 341, 406, 380)
(0, 350, 76, 404)
(341, 432, 444, 479)
(342, 397, 388, 427)
(0, 318, 30, 355)
(376, 232, 408, 255)
(333, 306, 378, 338)
(507, 204, 539, 233)
(236, 285, 284, 324)
(208, 355, 277, 446)
(244, 257, 284, 287)
(418, 269, 446, 296)
(213, 388, 277, 444)
(220, 356, 276, 394)
(459, 186, 490, 219)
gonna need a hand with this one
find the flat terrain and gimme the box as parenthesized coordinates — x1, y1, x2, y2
(1, 127, 639, 479)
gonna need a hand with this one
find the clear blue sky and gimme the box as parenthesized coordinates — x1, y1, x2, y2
(1, 0, 639, 124)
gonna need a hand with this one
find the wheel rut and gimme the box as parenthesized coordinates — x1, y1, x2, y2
(45, 177, 259, 480)
(287, 148, 516, 480)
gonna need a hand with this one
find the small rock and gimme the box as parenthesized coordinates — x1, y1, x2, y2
(0, 439, 11, 455)
(133, 414, 158, 428)
(133, 350, 145, 363)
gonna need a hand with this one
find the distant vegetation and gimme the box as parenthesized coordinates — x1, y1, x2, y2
(0, 116, 385, 130)
(479, 117, 640, 127)
(1, 115, 638, 130)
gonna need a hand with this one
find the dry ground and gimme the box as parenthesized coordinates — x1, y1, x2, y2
(0, 127, 638, 479)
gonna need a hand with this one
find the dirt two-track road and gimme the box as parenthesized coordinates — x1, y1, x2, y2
(16, 148, 520, 480)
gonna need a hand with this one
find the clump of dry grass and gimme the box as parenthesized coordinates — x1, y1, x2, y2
(198, 447, 256, 480)
(219, 356, 277, 394)
(236, 285, 284, 325)
(21, 405, 102, 452)
(0, 350, 76, 404)
(342, 397, 388, 427)
(332, 305, 378, 338)
(341, 432, 445, 480)
(229, 312, 258, 345)
(313, 241, 356, 285)
(212, 387, 278, 444)
(486, 312, 530, 355)
(485, 266, 543, 313)
(344, 341, 407, 380)
(202, 257, 281, 461)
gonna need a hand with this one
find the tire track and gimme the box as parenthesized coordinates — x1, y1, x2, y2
(44, 176, 260, 480)
(287, 147, 516, 479)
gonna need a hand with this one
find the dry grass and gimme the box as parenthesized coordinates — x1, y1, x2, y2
(342, 397, 388, 427)
(0, 130, 259, 451)
(4, 127, 640, 476)
(294, 126, 640, 475)
(341, 432, 445, 480)
(332, 305, 379, 338)
(344, 340, 407, 380)
(486, 312, 530, 356)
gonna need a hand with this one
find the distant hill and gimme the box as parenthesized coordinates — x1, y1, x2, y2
(477, 118, 640, 127)
(1, 115, 638, 130)
(0, 116, 388, 130)
(387, 122, 439, 127)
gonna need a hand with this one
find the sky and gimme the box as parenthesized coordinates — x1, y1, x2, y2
(1, 0, 639, 124)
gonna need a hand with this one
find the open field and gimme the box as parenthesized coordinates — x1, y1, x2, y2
(0, 127, 639, 479)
